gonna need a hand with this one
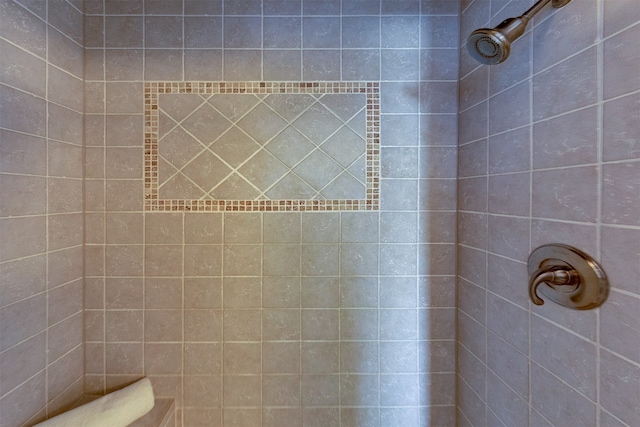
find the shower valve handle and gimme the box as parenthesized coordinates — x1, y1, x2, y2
(527, 244, 608, 310)
(528, 267, 578, 305)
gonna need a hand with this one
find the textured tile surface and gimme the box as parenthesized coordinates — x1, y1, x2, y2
(457, 1, 640, 427)
(5, 0, 462, 425)
(0, 0, 84, 423)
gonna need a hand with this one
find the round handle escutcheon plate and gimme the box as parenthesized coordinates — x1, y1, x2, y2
(527, 244, 609, 310)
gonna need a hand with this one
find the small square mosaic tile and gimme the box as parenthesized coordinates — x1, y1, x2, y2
(145, 82, 379, 211)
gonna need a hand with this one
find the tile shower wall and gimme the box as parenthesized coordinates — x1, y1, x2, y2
(457, 0, 640, 426)
(0, 0, 84, 425)
(84, 1, 459, 426)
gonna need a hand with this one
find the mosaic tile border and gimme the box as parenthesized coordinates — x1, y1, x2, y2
(144, 82, 379, 211)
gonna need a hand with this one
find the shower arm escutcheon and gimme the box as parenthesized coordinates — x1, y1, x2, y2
(527, 244, 609, 310)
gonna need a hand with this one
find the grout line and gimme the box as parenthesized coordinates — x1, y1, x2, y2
(484, 18, 491, 418)
(259, 211, 264, 425)
(139, 28, 147, 401)
(100, 0, 107, 395)
(416, 3, 425, 419)
(595, 0, 605, 423)
(527, 34, 535, 427)
(180, 212, 185, 427)
(338, 2, 342, 82)
(219, 209, 225, 427)
(220, 1, 225, 82)
(181, 0, 185, 82)
(260, 1, 264, 82)
(44, 0, 51, 415)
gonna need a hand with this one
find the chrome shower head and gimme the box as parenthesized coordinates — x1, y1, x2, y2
(466, 0, 573, 65)
(467, 28, 511, 65)
(467, 17, 528, 65)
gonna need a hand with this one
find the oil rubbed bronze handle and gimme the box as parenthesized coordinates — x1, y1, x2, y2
(528, 267, 576, 306)
(527, 244, 609, 310)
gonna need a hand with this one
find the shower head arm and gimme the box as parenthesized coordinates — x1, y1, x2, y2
(493, 0, 554, 45)
(521, 0, 551, 21)
(522, 0, 572, 20)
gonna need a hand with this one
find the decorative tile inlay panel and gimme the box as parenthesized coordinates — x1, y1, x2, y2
(145, 82, 379, 211)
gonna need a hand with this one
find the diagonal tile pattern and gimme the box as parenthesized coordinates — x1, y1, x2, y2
(145, 82, 379, 211)
(158, 93, 363, 200)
